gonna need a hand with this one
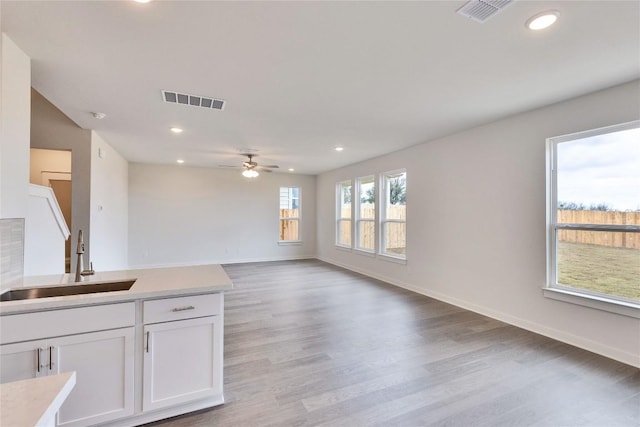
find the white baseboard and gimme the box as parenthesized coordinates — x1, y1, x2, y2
(221, 255, 316, 265)
(128, 255, 315, 270)
(105, 395, 224, 427)
(317, 256, 640, 368)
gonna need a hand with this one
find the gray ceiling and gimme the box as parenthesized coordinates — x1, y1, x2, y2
(2, 1, 639, 174)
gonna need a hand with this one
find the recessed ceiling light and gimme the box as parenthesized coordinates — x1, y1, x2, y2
(335, 146, 344, 152)
(176, 159, 185, 164)
(133, 0, 151, 3)
(91, 112, 106, 119)
(526, 10, 559, 30)
(288, 168, 295, 172)
(170, 127, 183, 134)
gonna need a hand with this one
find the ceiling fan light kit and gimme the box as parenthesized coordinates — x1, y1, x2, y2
(242, 169, 259, 178)
(219, 154, 279, 179)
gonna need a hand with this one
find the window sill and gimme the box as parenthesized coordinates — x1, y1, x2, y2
(354, 248, 376, 258)
(335, 245, 352, 252)
(543, 287, 640, 319)
(378, 253, 407, 265)
(278, 241, 302, 246)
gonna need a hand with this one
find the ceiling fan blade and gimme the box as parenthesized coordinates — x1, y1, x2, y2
(218, 165, 241, 168)
(258, 168, 273, 173)
(262, 165, 279, 168)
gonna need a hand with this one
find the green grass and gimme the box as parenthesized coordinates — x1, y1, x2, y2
(558, 242, 640, 301)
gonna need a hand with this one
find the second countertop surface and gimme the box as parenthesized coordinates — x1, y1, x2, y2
(1, 371, 77, 427)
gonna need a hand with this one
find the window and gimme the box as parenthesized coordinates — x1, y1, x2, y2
(356, 176, 375, 252)
(548, 121, 639, 307)
(380, 170, 406, 258)
(279, 187, 300, 242)
(336, 172, 408, 262)
(336, 181, 352, 247)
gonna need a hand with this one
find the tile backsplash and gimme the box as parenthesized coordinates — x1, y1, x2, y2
(0, 218, 25, 290)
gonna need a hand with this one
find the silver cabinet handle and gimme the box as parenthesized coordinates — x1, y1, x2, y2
(172, 305, 195, 312)
(49, 346, 53, 371)
(145, 331, 150, 353)
(36, 348, 42, 373)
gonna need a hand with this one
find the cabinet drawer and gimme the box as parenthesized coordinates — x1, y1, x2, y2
(143, 293, 221, 324)
(0, 303, 135, 345)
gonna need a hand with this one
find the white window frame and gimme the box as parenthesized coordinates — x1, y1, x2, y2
(546, 120, 640, 317)
(336, 180, 353, 249)
(355, 175, 376, 254)
(278, 187, 301, 244)
(379, 169, 407, 261)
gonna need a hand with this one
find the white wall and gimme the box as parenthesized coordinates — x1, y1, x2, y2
(90, 131, 128, 271)
(316, 80, 640, 367)
(129, 164, 316, 268)
(0, 34, 30, 220)
(1, 34, 31, 291)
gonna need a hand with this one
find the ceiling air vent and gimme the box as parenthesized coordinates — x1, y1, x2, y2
(161, 90, 225, 110)
(456, 0, 513, 23)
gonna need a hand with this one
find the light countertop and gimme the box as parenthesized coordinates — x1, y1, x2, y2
(0, 264, 233, 315)
(1, 371, 76, 427)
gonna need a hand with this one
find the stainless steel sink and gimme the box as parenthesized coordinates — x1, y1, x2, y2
(0, 280, 136, 302)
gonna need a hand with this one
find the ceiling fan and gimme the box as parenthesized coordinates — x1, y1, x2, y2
(219, 154, 279, 178)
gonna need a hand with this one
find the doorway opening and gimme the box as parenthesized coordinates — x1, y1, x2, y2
(30, 148, 72, 272)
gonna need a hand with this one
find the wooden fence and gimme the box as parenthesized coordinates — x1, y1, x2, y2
(280, 209, 299, 241)
(340, 205, 406, 251)
(336, 208, 638, 250)
(558, 210, 640, 249)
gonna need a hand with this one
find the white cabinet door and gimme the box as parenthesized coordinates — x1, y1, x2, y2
(0, 339, 49, 383)
(143, 316, 222, 412)
(53, 327, 135, 427)
(0, 327, 134, 427)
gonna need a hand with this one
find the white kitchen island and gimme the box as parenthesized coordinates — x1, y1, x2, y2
(0, 264, 233, 427)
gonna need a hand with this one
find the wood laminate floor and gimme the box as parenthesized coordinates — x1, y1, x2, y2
(153, 259, 639, 427)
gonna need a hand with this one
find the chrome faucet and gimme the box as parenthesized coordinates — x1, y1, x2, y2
(74, 230, 85, 282)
